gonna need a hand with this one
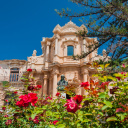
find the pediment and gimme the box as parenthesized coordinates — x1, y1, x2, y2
(53, 21, 88, 34)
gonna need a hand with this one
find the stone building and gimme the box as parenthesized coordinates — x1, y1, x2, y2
(0, 21, 108, 107)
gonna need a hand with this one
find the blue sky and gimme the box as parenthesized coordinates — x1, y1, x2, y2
(0, 0, 103, 60)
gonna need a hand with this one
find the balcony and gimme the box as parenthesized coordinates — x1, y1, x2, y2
(0, 76, 24, 88)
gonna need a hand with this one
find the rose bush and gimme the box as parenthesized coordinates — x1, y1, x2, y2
(0, 65, 128, 128)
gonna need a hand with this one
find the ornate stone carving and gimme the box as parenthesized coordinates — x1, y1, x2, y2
(102, 49, 107, 57)
(32, 50, 37, 56)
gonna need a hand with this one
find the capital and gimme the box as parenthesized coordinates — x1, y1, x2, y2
(43, 75, 48, 80)
(46, 41, 51, 46)
(82, 69, 89, 74)
(55, 34, 60, 39)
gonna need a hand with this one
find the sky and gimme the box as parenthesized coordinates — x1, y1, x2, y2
(0, 0, 104, 60)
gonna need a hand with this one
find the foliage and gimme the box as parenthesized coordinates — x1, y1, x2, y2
(55, 0, 128, 61)
(0, 65, 128, 128)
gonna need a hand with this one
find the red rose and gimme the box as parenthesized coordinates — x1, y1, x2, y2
(116, 77, 121, 81)
(14, 91, 17, 94)
(28, 93, 38, 106)
(99, 82, 109, 89)
(19, 94, 30, 103)
(37, 85, 42, 89)
(121, 72, 127, 76)
(64, 98, 79, 113)
(53, 120, 59, 125)
(28, 86, 35, 91)
(46, 96, 52, 100)
(110, 86, 119, 94)
(5, 120, 12, 125)
(80, 82, 90, 89)
(56, 92, 61, 97)
(73, 95, 83, 104)
(27, 68, 32, 72)
(2, 107, 6, 111)
(16, 99, 29, 107)
(116, 108, 124, 113)
(33, 116, 39, 124)
(16, 93, 38, 107)
(5, 100, 8, 102)
(123, 117, 128, 122)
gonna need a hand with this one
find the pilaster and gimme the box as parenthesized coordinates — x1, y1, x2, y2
(52, 66, 59, 98)
(81, 68, 89, 95)
(43, 73, 48, 97)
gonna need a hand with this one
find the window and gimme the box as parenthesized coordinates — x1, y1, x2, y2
(67, 45, 74, 56)
(10, 68, 19, 82)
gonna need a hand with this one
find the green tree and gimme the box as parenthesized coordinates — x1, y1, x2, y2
(56, 0, 128, 61)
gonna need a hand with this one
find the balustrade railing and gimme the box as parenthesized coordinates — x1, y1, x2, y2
(0, 76, 24, 87)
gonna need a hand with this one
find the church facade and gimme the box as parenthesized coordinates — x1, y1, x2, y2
(0, 21, 107, 107)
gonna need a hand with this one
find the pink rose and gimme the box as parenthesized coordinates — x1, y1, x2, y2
(122, 64, 125, 68)
(64, 98, 79, 113)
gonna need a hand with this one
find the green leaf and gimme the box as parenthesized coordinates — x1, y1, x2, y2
(31, 113, 37, 119)
(116, 114, 125, 121)
(104, 100, 112, 108)
(84, 113, 92, 115)
(98, 112, 104, 116)
(106, 117, 118, 122)
(101, 105, 108, 110)
(57, 124, 65, 128)
(98, 93, 106, 98)
(83, 119, 91, 122)
(49, 125, 56, 128)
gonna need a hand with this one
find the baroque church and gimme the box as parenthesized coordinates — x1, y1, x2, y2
(0, 21, 108, 107)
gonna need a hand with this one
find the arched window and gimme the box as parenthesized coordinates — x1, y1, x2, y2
(10, 68, 19, 82)
(67, 45, 74, 56)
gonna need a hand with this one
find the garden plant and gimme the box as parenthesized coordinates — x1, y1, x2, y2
(0, 63, 128, 128)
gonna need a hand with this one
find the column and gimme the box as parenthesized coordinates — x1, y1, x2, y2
(52, 72, 57, 98)
(83, 39, 88, 62)
(82, 69, 89, 95)
(0, 88, 5, 108)
(83, 39, 87, 53)
(55, 37, 58, 55)
(43, 74, 48, 97)
(49, 78, 52, 96)
(46, 44, 49, 61)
